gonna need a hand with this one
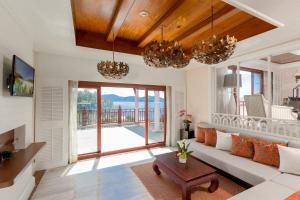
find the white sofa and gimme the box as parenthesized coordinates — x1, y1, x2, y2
(188, 131, 300, 200)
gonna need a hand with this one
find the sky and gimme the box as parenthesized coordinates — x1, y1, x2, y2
(15, 58, 34, 81)
(79, 87, 164, 98)
(102, 87, 164, 98)
(240, 71, 252, 99)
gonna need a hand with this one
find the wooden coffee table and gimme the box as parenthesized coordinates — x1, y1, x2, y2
(153, 152, 219, 200)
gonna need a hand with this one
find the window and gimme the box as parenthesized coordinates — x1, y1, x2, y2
(228, 66, 264, 116)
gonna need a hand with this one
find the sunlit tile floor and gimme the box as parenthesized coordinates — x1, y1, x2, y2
(77, 125, 164, 154)
(31, 147, 174, 200)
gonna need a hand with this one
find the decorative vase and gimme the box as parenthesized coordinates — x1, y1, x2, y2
(185, 123, 190, 132)
(178, 155, 187, 164)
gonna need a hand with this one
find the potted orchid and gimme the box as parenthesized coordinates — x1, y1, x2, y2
(179, 110, 192, 131)
(176, 139, 193, 164)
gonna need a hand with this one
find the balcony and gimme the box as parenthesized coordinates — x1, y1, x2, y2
(77, 107, 165, 154)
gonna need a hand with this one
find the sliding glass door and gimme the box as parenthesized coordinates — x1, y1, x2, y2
(147, 90, 165, 144)
(101, 87, 146, 153)
(77, 82, 166, 158)
(77, 88, 99, 155)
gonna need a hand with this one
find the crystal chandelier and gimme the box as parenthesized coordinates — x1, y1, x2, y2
(192, 0, 237, 65)
(97, 34, 129, 79)
(142, 26, 190, 69)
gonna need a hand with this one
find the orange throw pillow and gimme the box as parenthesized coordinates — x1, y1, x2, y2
(253, 140, 287, 167)
(195, 127, 205, 143)
(231, 135, 255, 158)
(285, 191, 300, 200)
(204, 128, 217, 147)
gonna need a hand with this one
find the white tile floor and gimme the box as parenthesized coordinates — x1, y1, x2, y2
(31, 147, 174, 200)
(77, 125, 164, 154)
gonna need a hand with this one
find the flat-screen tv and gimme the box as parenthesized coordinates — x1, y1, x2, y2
(9, 55, 35, 97)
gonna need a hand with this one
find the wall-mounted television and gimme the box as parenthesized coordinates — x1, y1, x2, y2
(7, 55, 35, 97)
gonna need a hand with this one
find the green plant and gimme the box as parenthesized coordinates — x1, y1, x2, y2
(176, 139, 193, 160)
(183, 119, 192, 125)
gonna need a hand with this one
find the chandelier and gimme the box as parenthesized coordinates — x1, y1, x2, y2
(192, 0, 237, 65)
(142, 26, 190, 69)
(97, 34, 129, 79)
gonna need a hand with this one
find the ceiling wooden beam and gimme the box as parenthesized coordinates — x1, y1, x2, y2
(174, 5, 237, 42)
(177, 7, 241, 45)
(220, 17, 276, 41)
(106, 0, 136, 42)
(137, 0, 185, 47)
(76, 30, 142, 55)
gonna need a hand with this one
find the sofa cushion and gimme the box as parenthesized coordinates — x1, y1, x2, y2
(188, 139, 281, 186)
(204, 128, 217, 146)
(285, 190, 300, 200)
(253, 140, 287, 167)
(271, 173, 300, 191)
(278, 145, 300, 176)
(216, 131, 238, 151)
(231, 135, 255, 159)
(228, 181, 294, 200)
(195, 127, 205, 143)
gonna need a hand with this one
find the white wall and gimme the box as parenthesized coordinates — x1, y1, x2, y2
(34, 51, 186, 168)
(0, 3, 36, 200)
(186, 66, 211, 127)
(0, 3, 34, 146)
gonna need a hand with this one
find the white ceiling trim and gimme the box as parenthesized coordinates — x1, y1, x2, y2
(223, 0, 285, 27)
(280, 61, 300, 70)
(213, 36, 300, 69)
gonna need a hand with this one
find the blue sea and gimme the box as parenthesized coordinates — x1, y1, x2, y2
(112, 101, 164, 109)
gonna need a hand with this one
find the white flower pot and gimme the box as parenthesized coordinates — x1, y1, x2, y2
(179, 157, 187, 164)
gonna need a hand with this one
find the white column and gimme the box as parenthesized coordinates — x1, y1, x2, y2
(267, 56, 272, 118)
(236, 63, 240, 115)
(134, 89, 139, 123)
(154, 91, 161, 131)
(213, 67, 217, 114)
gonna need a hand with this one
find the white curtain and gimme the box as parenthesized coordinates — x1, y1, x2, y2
(68, 80, 78, 163)
(273, 71, 281, 105)
(216, 67, 230, 113)
(166, 86, 172, 146)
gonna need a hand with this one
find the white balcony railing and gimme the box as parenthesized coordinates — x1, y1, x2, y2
(211, 113, 300, 139)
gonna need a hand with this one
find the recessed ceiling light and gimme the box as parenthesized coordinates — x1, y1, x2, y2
(139, 10, 149, 17)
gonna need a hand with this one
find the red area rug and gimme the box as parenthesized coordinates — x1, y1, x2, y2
(131, 162, 245, 200)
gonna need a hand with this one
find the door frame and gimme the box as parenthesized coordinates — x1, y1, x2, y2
(77, 81, 167, 160)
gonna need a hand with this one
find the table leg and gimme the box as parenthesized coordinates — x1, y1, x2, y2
(152, 160, 161, 176)
(208, 177, 219, 193)
(182, 186, 191, 200)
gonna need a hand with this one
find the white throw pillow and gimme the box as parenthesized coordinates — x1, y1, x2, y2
(215, 131, 238, 151)
(278, 145, 300, 176)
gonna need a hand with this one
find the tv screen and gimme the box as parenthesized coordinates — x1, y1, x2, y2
(11, 55, 35, 97)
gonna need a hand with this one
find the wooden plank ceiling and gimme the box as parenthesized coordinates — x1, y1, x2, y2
(71, 0, 277, 55)
(268, 53, 300, 64)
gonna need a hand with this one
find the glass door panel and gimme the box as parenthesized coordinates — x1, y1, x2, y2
(240, 71, 252, 116)
(77, 88, 98, 154)
(101, 87, 146, 152)
(253, 73, 263, 94)
(147, 90, 165, 144)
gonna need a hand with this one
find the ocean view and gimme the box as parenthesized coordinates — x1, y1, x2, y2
(112, 101, 164, 109)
